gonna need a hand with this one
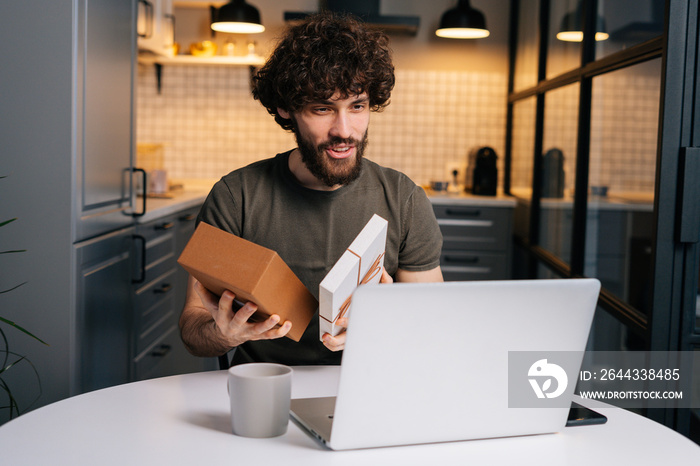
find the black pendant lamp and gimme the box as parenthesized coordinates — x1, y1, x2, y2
(211, 0, 265, 34)
(557, 1, 608, 42)
(435, 0, 489, 39)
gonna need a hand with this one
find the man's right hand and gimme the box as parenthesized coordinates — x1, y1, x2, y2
(179, 276, 292, 357)
(194, 280, 292, 346)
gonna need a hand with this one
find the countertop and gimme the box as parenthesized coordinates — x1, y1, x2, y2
(136, 179, 518, 223)
(136, 179, 216, 224)
(510, 188, 654, 212)
(426, 189, 517, 208)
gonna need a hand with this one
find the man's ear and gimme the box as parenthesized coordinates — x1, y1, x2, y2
(277, 107, 291, 120)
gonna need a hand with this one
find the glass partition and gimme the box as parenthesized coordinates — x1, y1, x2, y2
(597, 0, 665, 59)
(510, 97, 538, 194)
(547, 0, 583, 79)
(510, 97, 537, 249)
(538, 84, 580, 262)
(513, 0, 540, 93)
(588, 59, 661, 331)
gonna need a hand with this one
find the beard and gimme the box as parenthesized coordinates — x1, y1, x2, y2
(293, 123, 368, 188)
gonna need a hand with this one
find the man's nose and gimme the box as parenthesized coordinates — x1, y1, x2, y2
(329, 112, 352, 139)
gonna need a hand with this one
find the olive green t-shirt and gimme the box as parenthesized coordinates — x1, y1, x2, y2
(197, 150, 442, 365)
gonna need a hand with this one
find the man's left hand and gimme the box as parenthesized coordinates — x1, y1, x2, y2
(321, 267, 394, 351)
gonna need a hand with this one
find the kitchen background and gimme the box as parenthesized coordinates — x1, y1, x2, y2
(137, 65, 508, 185)
(137, 0, 510, 188)
(2, 0, 683, 432)
(137, 0, 658, 195)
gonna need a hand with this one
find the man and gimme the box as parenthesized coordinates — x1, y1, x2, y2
(179, 11, 443, 367)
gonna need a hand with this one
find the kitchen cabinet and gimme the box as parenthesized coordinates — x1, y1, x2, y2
(513, 196, 654, 306)
(174, 207, 199, 307)
(75, 227, 135, 393)
(1, 0, 141, 417)
(0, 1, 217, 420)
(430, 196, 515, 281)
(76, 0, 140, 241)
(133, 205, 214, 381)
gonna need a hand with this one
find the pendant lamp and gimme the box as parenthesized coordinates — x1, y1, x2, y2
(435, 0, 489, 39)
(211, 0, 265, 34)
(557, 1, 608, 42)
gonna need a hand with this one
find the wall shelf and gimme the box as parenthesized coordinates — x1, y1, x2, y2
(138, 54, 265, 66)
(138, 54, 265, 93)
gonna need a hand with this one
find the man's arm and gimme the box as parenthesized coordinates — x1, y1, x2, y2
(179, 275, 292, 357)
(395, 266, 444, 283)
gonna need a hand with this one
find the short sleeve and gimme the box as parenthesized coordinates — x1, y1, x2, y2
(398, 186, 442, 271)
(196, 177, 242, 236)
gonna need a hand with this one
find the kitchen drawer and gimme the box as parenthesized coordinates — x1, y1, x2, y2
(145, 233, 176, 265)
(133, 215, 178, 285)
(174, 206, 199, 306)
(134, 269, 177, 328)
(138, 215, 180, 242)
(134, 324, 179, 381)
(132, 216, 176, 281)
(135, 302, 175, 355)
(433, 205, 512, 251)
(440, 250, 508, 281)
(131, 204, 209, 382)
(175, 207, 199, 239)
(143, 247, 177, 285)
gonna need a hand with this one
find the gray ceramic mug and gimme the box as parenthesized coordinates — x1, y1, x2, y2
(228, 363, 293, 438)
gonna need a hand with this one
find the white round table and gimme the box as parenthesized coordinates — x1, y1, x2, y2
(1, 366, 698, 465)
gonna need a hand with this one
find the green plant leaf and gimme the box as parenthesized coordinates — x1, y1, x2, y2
(0, 354, 27, 374)
(0, 250, 26, 255)
(0, 349, 44, 419)
(1, 326, 8, 369)
(0, 317, 48, 346)
(0, 176, 45, 420)
(0, 377, 21, 419)
(0, 218, 18, 228)
(0, 283, 27, 294)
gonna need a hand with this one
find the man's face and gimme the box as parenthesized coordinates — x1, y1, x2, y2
(285, 92, 370, 187)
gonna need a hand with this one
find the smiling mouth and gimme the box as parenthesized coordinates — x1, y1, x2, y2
(326, 145, 355, 159)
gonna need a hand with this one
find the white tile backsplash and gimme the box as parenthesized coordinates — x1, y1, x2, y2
(136, 63, 508, 187)
(137, 60, 660, 194)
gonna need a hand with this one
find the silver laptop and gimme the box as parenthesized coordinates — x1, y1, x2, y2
(290, 278, 601, 450)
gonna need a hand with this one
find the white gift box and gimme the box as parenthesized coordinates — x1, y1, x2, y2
(319, 214, 388, 339)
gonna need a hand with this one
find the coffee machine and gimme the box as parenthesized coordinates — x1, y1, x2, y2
(542, 148, 565, 198)
(466, 146, 498, 196)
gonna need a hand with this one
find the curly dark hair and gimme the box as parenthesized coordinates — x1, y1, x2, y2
(252, 11, 395, 131)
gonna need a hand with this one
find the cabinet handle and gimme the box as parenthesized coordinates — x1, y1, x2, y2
(132, 168, 147, 217)
(179, 214, 196, 222)
(132, 234, 147, 284)
(155, 222, 174, 231)
(151, 344, 171, 358)
(154, 283, 172, 294)
(122, 167, 147, 217)
(445, 208, 481, 217)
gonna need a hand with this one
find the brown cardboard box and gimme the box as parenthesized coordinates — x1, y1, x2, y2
(177, 222, 318, 342)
